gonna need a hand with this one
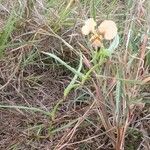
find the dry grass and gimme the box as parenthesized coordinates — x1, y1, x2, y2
(0, 0, 150, 150)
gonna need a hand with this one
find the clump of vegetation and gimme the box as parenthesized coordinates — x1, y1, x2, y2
(125, 128, 143, 150)
(0, 0, 149, 150)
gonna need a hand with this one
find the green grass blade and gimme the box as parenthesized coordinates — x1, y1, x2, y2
(115, 71, 122, 123)
(81, 63, 99, 84)
(115, 79, 122, 114)
(50, 99, 64, 120)
(51, 119, 78, 134)
(0, 105, 51, 116)
(64, 52, 83, 97)
(0, 11, 17, 57)
(41, 51, 84, 77)
(90, 0, 96, 20)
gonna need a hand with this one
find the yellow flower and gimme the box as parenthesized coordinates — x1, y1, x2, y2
(81, 18, 97, 35)
(81, 19, 118, 48)
(98, 20, 117, 40)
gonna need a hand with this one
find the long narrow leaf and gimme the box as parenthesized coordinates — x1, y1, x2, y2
(0, 11, 17, 57)
(41, 51, 84, 77)
(0, 105, 51, 116)
(115, 79, 122, 114)
(115, 71, 122, 123)
(64, 52, 83, 97)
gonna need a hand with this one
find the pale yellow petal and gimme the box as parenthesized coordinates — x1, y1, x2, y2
(81, 25, 90, 35)
(82, 18, 97, 34)
(98, 20, 117, 40)
(86, 18, 96, 33)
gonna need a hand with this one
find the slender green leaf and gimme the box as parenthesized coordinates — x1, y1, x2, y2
(64, 52, 83, 97)
(0, 11, 17, 57)
(41, 51, 84, 77)
(90, 0, 96, 20)
(0, 105, 51, 116)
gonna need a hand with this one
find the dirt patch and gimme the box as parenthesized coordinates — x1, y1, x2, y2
(0, 54, 71, 149)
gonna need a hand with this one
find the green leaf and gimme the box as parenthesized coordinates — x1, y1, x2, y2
(90, 0, 96, 20)
(115, 70, 122, 123)
(0, 11, 17, 57)
(0, 105, 51, 116)
(41, 51, 84, 77)
(115, 78, 122, 114)
(98, 48, 111, 58)
(64, 52, 83, 97)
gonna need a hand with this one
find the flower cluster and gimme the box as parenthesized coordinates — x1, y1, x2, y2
(81, 18, 118, 48)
